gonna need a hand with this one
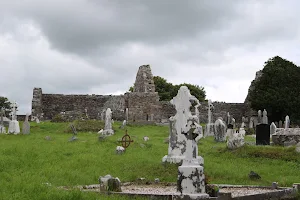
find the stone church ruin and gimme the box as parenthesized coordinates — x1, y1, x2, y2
(31, 65, 257, 123)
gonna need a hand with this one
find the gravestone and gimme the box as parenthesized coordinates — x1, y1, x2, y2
(249, 117, 254, 128)
(270, 122, 276, 135)
(256, 124, 270, 145)
(102, 108, 114, 136)
(8, 102, 20, 135)
(285, 115, 290, 129)
(279, 120, 283, 128)
(125, 108, 129, 121)
(231, 118, 236, 128)
(227, 129, 245, 149)
(176, 117, 208, 199)
(0, 107, 6, 134)
(226, 112, 231, 126)
(262, 109, 268, 124)
(241, 116, 246, 128)
(205, 99, 214, 137)
(214, 118, 226, 142)
(22, 113, 30, 134)
(257, 110, 262, 124)
(162, 86, 204, 165)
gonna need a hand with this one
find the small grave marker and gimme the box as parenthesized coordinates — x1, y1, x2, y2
(119, 130, 133, 148)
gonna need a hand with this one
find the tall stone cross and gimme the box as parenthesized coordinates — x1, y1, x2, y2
(207, 99, 214, 124)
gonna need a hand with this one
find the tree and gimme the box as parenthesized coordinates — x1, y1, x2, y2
(128, 76, 206, 101)
(248, 56, 300, 124)
(0, 96, 12, 117)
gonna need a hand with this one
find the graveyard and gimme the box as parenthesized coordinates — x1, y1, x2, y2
(0, 117, 300, 199)
(1, 64, 300, 199)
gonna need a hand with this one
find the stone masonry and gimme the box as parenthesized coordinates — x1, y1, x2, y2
(31, 65, 258, 122)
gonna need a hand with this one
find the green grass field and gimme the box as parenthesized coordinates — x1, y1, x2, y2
(0, 121, 299, 200)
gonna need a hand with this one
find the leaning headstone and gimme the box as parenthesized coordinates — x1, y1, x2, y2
(8, 102, 20, 135)
(102, 108, 114, 136)
(214, 118, 226, 142)
(270, 122, 276, 136)
(262, 109, 268, 124)
(257, 110, 262, 124)
(279, 120, 283, 128)
(162, 86, 204, 165)
(22, 113, 30, 134)
(256, 124, 270, 145)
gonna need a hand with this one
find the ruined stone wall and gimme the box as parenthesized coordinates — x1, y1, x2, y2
(125, 92, 160, 121)
(31, 88, 43, 120)
(40, 94, 125, 120)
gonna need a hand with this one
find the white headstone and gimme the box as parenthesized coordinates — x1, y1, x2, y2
(227, 129, 245, 149)
(162, 86, 204, 165)
(285, 115, 290, 129)
(262, 109, 268, 124)
(270, 122, 276, 136)
(8, 102, 20, 135)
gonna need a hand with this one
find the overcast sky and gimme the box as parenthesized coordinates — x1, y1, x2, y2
(1, 0, 300, 114)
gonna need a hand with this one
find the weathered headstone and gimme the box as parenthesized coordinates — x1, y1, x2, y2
(125, 108, 129, 121)
(227, 129, 245, 149)
(249, 117, 254, 128)
(226, 112, 231, 126)
(99, 175, 121, 192)
(256, 124, 270, 145)
(22, 113, 30, 134)
(279, 120, 283, 128)
(0, 107, 6, 134)
(102, 108, 114, 136)
(176, 117, 208, 199)
(162, 86, 204, 165)
(214, 118, 226, 142)
(241, 116, 246, 128)
(205, 99, 214, 137)
(270, 122, 276, 136)
(285, 115, 290, 129)
(262, 109, 268, 124)
(231, 118, 236, 129)
(257, 110, 262, 124)
(8, 102, 20, 135)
